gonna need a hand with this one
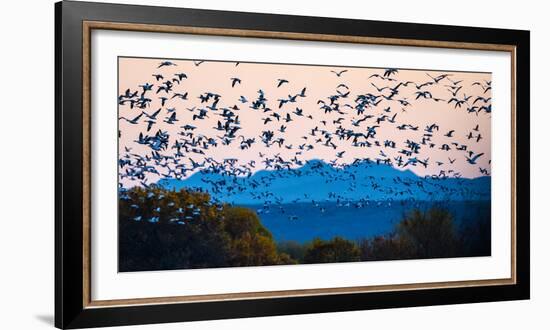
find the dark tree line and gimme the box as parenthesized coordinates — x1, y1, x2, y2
(119, 186, 490, 272)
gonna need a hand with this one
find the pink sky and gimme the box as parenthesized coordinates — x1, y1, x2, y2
(118, 57, 491, 188)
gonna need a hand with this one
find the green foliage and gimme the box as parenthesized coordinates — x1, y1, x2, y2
(359, 235, 414, 261)
(359, 207, 490, 261)
(223, 207, 294, 266)
(303, 237, 361, 264)
(119, 186, 292, 271)
(120, 186, 491, 270)
(396, 208, 459, 258)
(277, 240, 308, 262)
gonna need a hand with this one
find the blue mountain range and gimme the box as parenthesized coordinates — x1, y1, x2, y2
(158, 159, 490, 205)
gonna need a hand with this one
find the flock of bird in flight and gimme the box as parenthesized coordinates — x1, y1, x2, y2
(118, 59, 492, 219)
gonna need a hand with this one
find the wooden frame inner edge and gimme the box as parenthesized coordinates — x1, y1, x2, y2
(81, 20, 517, 308)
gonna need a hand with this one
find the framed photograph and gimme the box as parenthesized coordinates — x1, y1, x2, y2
(55, 1, 530, 328)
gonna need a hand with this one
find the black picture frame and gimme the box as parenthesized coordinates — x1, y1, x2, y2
(55, 1, 530, 328)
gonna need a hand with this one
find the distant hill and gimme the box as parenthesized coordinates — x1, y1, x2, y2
(158, 159, 490, 205)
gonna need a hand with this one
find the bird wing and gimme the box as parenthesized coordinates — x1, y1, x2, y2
(472, 153, 484, 161)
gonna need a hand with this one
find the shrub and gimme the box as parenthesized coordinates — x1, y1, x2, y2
(357, 207, 487, 261)
(359, 234, 414, 261)
(223, 207, 293, 266)
(396, 208, 459, 258)
(277, 240, 308, 262)
(120, 186, 491, 270)
(303, 237, 361, 264)
(119, 186, 294, 271)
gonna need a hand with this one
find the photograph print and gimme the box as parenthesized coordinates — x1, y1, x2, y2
(117, 57, 492, 272)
